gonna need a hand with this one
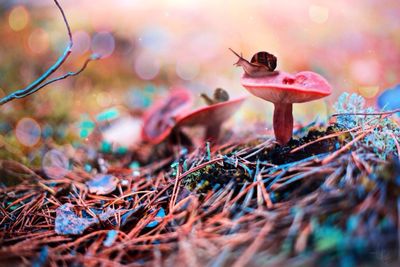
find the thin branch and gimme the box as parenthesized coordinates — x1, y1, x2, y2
(0, 0, 98, 106)
(331, 108, 400, 117)
(16, 55, 100, 99)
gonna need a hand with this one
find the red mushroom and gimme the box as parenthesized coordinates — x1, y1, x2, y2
(142, 88, 246, 144)
(241, 71, 332, 145)
(141, 89, 193, 144)
(174, 96, 246, 142)
(231, 48, 331, 145)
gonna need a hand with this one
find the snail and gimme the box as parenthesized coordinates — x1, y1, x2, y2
(229, 48, 279, 77)
(200, 88, 230, 105)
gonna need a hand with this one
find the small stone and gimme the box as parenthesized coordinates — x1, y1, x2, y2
(86, 174, 118, 195)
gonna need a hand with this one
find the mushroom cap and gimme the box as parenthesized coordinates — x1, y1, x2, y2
(174, 96, 246, 128)
(141, 89, 193, 144)
(241, 71, 332, 104)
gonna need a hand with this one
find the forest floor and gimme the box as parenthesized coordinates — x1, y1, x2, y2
(1, 110, 400, 266)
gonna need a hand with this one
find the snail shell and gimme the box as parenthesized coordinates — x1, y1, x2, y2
(229, 48, 279, 77)
(251, 51, 277, 71)
(213, 88, 229, 102)
(201, 88, 230, 105)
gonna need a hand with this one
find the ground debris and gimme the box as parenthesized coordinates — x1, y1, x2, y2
(86, 174, 119, 195)
(1, 118, 400, 266)
(55, 203, 116, 235)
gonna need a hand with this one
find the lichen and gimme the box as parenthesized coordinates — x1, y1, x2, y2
(334, 93, 400, 159)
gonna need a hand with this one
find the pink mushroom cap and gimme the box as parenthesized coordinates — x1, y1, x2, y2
(175, 96, 246, 127)
(240, 70, 332, 145)
(241, 71, 332, 103)
(174, 96, 246, 142)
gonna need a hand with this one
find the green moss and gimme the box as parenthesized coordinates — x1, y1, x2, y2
(184, 164, 215, 191)
(183, 162, 252, 193)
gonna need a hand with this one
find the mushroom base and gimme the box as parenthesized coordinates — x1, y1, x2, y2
(273, 103, 293, 145)
(205, 125, 221, 143)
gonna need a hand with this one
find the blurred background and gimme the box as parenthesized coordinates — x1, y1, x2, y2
(0, 0, 399, 157)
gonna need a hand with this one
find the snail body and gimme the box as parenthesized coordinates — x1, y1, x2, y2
(229, 48, 279, 77)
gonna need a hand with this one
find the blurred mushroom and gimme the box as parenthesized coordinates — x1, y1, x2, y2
(174, 95, 246, 142)
(141, 89, 193, 144)
(142, 88, 245, 144)
(240, 71, 332, 145)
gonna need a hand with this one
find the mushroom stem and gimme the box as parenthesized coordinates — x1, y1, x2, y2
(273, 103, 293, 145)
(205, 125, 221, 143)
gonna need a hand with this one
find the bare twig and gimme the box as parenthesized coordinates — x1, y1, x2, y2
(331, 109, 400, 117)
(290, 114, 389, 154)
(0, 0, 99, 106)
(321, 128, 374, 164)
